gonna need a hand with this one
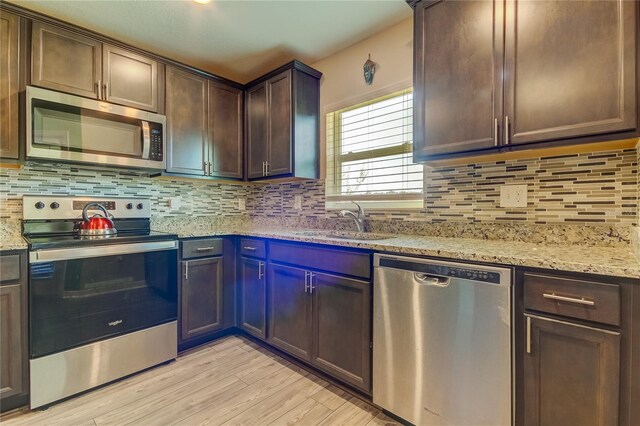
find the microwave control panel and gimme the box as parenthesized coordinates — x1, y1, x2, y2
(149, 124, 163, 161)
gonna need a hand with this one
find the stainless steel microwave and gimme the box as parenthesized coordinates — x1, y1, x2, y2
(26, 86, 166, 170)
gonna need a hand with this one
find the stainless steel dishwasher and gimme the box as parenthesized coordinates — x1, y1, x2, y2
(373, 254, 512, 426)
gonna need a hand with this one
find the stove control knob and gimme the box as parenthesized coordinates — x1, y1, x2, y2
(35, 201, 45, 209)
(126, 203, 133, 210)
(136, 203, 144, 210)
(50, 202, 60, 210)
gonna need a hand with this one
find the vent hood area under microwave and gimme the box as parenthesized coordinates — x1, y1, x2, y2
(26, 86, 167, 170)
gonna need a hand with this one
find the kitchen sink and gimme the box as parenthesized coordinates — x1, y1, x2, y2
(292, 230, 392, 241)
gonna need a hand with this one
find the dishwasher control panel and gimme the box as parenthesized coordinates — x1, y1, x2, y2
(377, 256, 504, 285)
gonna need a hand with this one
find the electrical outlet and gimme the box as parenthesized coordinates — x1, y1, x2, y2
(168, 197, 182, 209)
(238, 198, 246, 211)
(294, 195, 302, 210)
(500, 184, 528, 208)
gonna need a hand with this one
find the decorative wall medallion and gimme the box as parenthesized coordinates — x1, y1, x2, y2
(363, 54, 376, 85)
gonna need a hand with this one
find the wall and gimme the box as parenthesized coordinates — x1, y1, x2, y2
(0, 162, 251, 222)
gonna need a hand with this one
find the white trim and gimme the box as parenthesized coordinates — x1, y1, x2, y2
(325, 198, 424, 211)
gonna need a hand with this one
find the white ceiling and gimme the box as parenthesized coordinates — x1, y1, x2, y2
(10, 0, 411, 83)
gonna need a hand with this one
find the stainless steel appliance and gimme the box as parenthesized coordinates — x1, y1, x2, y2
(23, 196, 178, 408)
(26, 86, 166, 170)
(373, 254, 513, 426)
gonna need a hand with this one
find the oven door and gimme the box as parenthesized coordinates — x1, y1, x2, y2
(26, 86, 166, 170)
(29, 240, 178, 358)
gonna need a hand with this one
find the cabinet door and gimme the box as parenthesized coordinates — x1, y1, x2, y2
(268, 263, 312, 360)
(165, 66, 208, 175)
(413, 0, 503, 160)
(31, 22, 101, 99)
(181, 257, 223, 341)
(0, 11, 19, 159)
(311, 272, 371, 392)
(0, 284, 23, 401)
(266, 70, 293, 177)
(524, 315, 620, 426)
(103, 44, 158, 112)
(504, 0, 637, 145)
(239, 257, 267, 339)
(209, 81, 243, 179)
(246, 82, 268, 179)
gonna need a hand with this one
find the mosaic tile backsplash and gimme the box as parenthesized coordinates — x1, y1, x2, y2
(1, 146, 638, 248)
(254, 147, 638, 226)
(0, 162, 252, 220)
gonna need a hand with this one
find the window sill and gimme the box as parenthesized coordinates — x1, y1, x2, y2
(325, 199, 424, 211)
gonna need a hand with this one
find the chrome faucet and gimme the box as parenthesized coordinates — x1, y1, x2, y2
(339, 202, 366, 232)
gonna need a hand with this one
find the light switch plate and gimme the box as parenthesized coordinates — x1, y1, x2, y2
(238, 198, 246, 211)
(500, 184, 528, 208)
(294, 195, 303, 210)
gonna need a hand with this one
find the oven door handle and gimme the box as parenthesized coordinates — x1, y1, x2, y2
(141, 121, 151, 160)
(30, 240, 178, 263)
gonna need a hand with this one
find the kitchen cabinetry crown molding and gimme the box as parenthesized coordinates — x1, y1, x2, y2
(244, 60, 322, 87)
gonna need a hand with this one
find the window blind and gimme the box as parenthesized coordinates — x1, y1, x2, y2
(326, 88, 422, 206)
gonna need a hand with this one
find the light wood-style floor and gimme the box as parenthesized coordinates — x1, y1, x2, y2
(2, 335, 400, 426)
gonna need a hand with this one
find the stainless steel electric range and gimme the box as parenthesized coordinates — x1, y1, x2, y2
(22, 195, 179, 409)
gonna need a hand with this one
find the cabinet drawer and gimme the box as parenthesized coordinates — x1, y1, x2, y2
(524, 273, 620, 326)
(0, 255, 21, 284)
(270, 242, 370, 279)
(240, 238, 266, 259)
(181, 238, 223, 259)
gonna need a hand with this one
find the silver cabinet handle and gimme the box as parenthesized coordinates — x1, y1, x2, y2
(258, 261, 264, 279)
(203, 161, 208, 176)
(542, 292, 595, 306)
(309, 272, 316, 294)
(494, 117, 499, 146)
(96, 79, 102, 99)
(526, 316, 531, 354)
(208, 161, 213, 176)
(265, 161, 270, 176)
(184, 261, 189, 280)
(262, 161, 266, 176)
(243, 246, 256, 251)
(304, 271, 310, 293)
(196, 247, 217, 252)
(504, 116, 510, 145)
(103, 82, 108, 101)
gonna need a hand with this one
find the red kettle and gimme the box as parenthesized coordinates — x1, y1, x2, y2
(78, 202, 117, 237)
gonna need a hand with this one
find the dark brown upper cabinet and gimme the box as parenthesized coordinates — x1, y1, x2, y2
(245, 61, 321, 181)
(209, 81, 243, 179)
(32, 21, 161, 112)
(0, 11, 20, 160)
(166, 66, 208, 176)
(410, 0, 638, 161)
(165, 66, 244, 179)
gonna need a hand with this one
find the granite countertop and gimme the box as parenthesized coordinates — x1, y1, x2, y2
(154, 223, 640, 279)
(2, 218, 638, 278)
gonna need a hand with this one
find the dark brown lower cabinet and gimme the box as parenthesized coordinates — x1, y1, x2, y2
(311, 272, 371, 392)
(523, 315, 620, 426)
(239, 257, 267, 339)
(268, 263, 312, 360)
(0, 251, 28, 412)
(180, 257, 224, 342)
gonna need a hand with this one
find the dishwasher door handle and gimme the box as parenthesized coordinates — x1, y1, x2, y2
(414, 273, 451, 287)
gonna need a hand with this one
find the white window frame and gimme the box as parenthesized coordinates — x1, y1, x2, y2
(324, 81, 423, 211)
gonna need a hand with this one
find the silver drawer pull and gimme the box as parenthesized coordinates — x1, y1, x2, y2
(196, 247, 217, 252)
(542, 292, 595, 306)
(243, 246, 257, 251)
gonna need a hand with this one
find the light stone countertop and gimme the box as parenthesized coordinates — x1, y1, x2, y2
(154, 223, 640, 279)
(2, 218, 638, 279)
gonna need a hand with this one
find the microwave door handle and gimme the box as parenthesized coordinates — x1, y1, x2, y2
(141, 121, 151, 159)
